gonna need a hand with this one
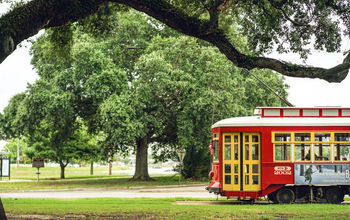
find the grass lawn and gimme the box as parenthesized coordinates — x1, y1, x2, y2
(1, 165, 205, 191)
(0, 175, 206, 191)
(3, 197, 350, 219)
(9, 165, 132, 180)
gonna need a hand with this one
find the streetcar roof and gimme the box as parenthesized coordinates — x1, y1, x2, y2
(212, 116, 350, 128)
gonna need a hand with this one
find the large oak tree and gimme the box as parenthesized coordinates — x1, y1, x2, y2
(0, 0, 350, 82)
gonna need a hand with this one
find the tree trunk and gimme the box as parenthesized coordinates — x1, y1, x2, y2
(108, 154, 113, 175)
(0, 198, 7, 220)
(59, 161, 66, 179)
(132, 136, 152, 181)
(90, 161, 94, 175)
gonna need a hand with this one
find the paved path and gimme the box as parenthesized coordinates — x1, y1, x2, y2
(1, 185, 219, 199)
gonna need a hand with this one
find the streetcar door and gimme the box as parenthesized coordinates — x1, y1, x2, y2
(242, 133, 261, 191)
(222, 133, 240, 191)
(222, 133, 261, 192)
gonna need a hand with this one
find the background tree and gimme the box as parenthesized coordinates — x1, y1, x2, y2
(2, 9, 288, 181)
(1, 138, 32, 164)
(29, 9, 178, 180)
(138, 36, 287, 178)
(1, 93, 27, 139)
(28, 9, 288, 180)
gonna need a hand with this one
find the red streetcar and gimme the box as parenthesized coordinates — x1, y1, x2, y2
(206, 107, 350, 203)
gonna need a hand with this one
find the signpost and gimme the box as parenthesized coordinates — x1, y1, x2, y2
(177, 148, 186, 184)
(32, 157, 44, 182)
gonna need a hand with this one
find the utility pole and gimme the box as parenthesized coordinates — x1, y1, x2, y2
(16, 137, 19, 167)
(109, 151, 113, 175)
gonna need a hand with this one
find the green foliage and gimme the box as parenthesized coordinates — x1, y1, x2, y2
(99, 92, 141, 157)
(1, 138, 32, 163)
(1, 92, 27, 138)
(135, 35, 287, 178)
(24, 9, 288, 180)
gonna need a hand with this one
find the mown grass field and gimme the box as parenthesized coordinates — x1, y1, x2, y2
(2, 166, 350, 219)
(0, 175, 205, 191)
(3, 197, 350, 219)
(1, 165, 205, 192)
(8, 165, 131, 180)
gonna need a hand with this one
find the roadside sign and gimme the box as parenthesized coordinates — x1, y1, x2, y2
(32, 157, 44, 168)
(32, 157, 44, 182)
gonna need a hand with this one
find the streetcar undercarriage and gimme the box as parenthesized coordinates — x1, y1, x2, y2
(267, 185, 349, 204)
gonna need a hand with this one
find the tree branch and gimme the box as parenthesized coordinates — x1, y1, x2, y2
(116, 0, 349, 82)
(267, 0, 310, 27)
(0, 0, 349, 82)
(0, 0, 107, 63)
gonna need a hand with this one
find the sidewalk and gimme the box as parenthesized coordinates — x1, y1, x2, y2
(1, 184, 218, 199)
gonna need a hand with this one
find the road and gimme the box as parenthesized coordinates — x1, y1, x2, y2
(1, 185, 219, 199)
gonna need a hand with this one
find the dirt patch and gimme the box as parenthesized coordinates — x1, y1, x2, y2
(7, 214, 88, 220)
(175, 200, 270, 205)
(7, 212, 165, 220)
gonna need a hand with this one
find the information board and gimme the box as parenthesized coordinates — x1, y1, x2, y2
(1, 158, 9, 176)
(32, 157, 44, 168)
(0, 157, 10, 179)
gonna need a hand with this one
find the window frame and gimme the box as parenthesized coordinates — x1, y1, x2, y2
(333, 132, 350, 163)
(272, 132, 292, 162)
(213, 133, 219, 163)
(272, 131, 350, 163)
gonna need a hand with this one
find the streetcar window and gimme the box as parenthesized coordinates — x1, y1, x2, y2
(314, 133, 331, 142)
(252, 144, 259, 160)
(213, 140, 219, 161)
(234, 164, 239, 173)
(252, 164, 259, 174)
(245, 175, 249, 185)
(335, 133, 350, 142)
(225, 164, 231, 173)
(314, 144, 330, 161)
(252, 175, 259, 185)
(234, 144, 239, 160)
(245, 164, 249, 174)
(225, 175, 231, 184)
(234, 175, 238, 184)
(275, 133, 291, 142)
(245, 144, 249, 160)
(294, 144, 311, 161)
(274, 144, 291, 161)
(295, 133, 311, 142)
(252, 135, 259, 142)
(224, 144, 231, 160)
(334, 144, 350, 161)
(224, 135, 231, 143)
(234, 135, 239, 143)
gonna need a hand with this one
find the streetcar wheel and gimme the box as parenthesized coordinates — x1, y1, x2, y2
(276, 188, 295, 204)
(326, 187, 344, 204)
(268, 192, 278, 204)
